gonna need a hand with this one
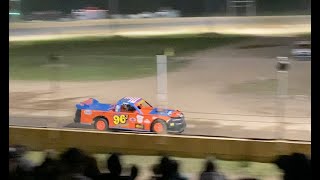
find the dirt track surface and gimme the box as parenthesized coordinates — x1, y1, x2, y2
(9, 36, 311, 141)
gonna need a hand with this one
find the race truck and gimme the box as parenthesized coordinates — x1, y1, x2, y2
(74, 97, 186, 134)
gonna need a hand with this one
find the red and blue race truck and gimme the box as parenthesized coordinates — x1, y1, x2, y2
(74, 97, 186, 134)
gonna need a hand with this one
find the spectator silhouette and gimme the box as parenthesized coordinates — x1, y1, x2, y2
(199, 158, 226, 180)
(14, 145, 35, 172)
(98, 153, 138, 180)
(273, 153, 311, 180)
(9, 147, 20, 180)
(130, 165, 139, 180)
(159, 155, 172, 179)
(9, 145, 35, 180)
(84, 155, 100, 180)
(151, 163, 161, 180)
(108, 153, 122, 177)
(34, 149, 60, 180)
(167, 159, 187, 180)
(150, 156, 170, 180)
(151, 156, 187, 180)
(58, 147, 91, 180)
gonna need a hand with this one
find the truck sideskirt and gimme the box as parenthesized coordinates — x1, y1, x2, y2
(74, 109, 81, 123)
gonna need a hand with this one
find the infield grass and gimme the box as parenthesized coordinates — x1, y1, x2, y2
(9, 34, 248, 81)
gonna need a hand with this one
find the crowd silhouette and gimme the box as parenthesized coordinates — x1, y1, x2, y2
(9, 145, 310, 180)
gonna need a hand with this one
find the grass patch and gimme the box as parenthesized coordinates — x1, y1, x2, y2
(238, 44, 283, 49)
(295, 32, 311, 39)
(25, 151, 281, 179)
(9, 34, 249, 81)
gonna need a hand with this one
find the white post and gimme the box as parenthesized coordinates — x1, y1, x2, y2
(226, 0, 235, 16)
(246, 0, 256, 16)
(47, 54, 62, 129)
(156, 55, 168, 110)
(276, 57, 290, 140)
(251, 0, 257, 16)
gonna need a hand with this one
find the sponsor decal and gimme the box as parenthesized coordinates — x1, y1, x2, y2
(167, 111, 173, 116)
(144, 119, 150, 124)
(136, 115, 144, 123)
(84, 110, 92, 115)
(130, 118, 136, 122)
(135, 124, 144, 129)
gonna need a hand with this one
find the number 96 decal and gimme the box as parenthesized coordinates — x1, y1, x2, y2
(113, 115, 128, 125)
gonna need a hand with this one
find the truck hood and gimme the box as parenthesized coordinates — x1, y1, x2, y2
(149, 108, 183, 118)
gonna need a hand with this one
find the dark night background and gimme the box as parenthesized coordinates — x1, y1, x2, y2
(16, 0, 310, 16)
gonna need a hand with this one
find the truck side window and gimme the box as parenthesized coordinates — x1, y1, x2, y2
(115, 105, 120, 112)
(120, 104, 128, 112)
(127, 105, 136, 112)
(120, 104, 135, 112)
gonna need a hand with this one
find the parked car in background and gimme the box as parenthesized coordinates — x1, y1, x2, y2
(291, 41, 311, 60)
(154, 9, 181, 17)
(71, 7, 108, 20)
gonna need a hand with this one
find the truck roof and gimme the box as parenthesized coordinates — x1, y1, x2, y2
(117, 97, 143, 105)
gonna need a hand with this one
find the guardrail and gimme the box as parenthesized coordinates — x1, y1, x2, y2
(9, 126, 310, 162)
(9, 15, 310, 29)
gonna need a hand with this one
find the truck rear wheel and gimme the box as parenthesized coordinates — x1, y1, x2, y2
(94, 117, 109, 131)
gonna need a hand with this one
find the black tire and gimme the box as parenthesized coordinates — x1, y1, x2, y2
(178, 129, 184, 133)
(151, 119, 167, 134)
(178, 122, 187, 133)
(94, 117, 109, 131)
